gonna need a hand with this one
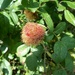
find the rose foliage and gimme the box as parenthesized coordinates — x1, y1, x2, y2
(0, 0, 75, 75)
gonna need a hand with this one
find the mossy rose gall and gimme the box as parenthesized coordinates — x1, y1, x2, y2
(21, 22, 46, 46)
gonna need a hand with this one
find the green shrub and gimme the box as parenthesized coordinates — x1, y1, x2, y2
(0, 0, 75, 75)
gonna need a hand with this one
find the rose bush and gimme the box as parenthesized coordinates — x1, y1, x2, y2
(0, 0, 75, 75)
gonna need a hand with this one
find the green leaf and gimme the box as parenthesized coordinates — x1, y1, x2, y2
(21, 0, 28, 7)
(54, 41, 67, 61)
(57, 4, 66, 11)
(8, 0, 21, 12)
(54, 0, 59, 6)
(39, 0, 49, 3)
(29, 2, 39, 12)
(0, 44, 8, 54)
(41, 8, 54, 32)
(64, 10, 75, 26)
(31, 45, 44, 58)
(54, 22, 66, 34)
(16, 44, 30, 57)
(0, 58, 12, 75)
(45, 34, 54, 42)
(0, 13, 9, 39)
(26, 53, 38, 71)
(8, 54, 14, 60)
(20, 57, 26, 64)
(0, 0, 12, 9)
(2, 11, 14, 26)
(52, 53, 63, 63)
(53, 69, 67, 75)
(58, 14, 63, 20)
(65, 53, 74, 72)
(52, 41, 68, 63)
(64, 1, 75, 9)
(61, 36, 75, 49)
(38, 64, 44, 72)
(10, 12, 18, 24)
(0, 68, 3, 75)
(22, 0, 39, 12)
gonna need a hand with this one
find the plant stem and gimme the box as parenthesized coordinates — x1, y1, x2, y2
(44, 48, 46, 73)
(42, 43, 53, 74)
(42, 43, 47, 74)
(46, 51, 52, 58)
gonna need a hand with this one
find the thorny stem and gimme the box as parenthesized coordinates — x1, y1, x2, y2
(44, 49, 46, 74)
(42, 43, 47, 74)
(42, 42, 65, 74)
(42, 43, 52, 74)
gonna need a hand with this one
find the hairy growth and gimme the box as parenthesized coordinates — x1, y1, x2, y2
(21, 22, 46, 46)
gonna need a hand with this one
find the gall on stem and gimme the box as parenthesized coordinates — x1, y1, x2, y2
(21, 22, 46, 46)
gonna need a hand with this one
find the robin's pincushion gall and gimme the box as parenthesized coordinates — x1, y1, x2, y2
(21, 22, 46, 46)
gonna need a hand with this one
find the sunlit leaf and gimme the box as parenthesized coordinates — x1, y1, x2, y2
(16, 44, 30, 57)
(57, 4, 66, 11)
(39, 0, 49, 3)
(9, 12, 18, 24)
(0, 58, 12, 75)
(0, 44, 8, 54)
(64, 1, 75, 9)
(2, 11, 14, 25)
(41, 8, 54, 32)
(64, 10, 75, 26)
(0, 0, 12, 9)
